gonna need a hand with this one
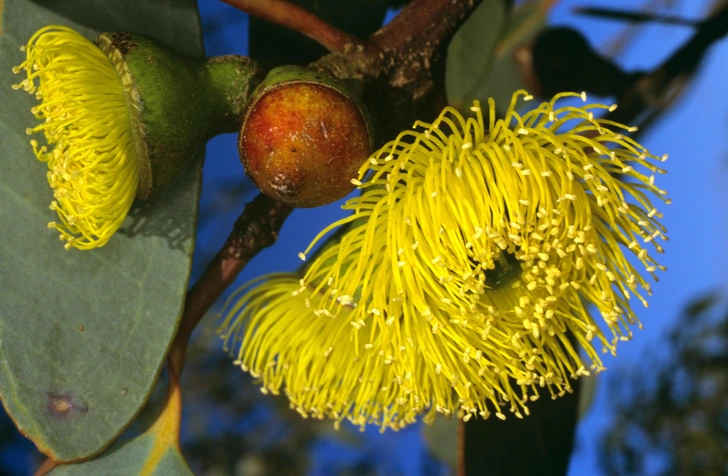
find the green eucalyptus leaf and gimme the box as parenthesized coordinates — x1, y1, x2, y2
(469, 0, 552, 114)
(447, 0, 553, 114)
(0, 0, 202, 462)
(48, 433, 193, 476)
(577, 373, 597, 420)
(423, 417, 459, 469)
(445, 0, 509, 111)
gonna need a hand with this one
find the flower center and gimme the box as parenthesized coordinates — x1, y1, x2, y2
(483, 251, 522, 289)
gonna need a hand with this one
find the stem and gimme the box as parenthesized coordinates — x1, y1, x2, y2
(220, 0, 360, 55)
(168, 193, 293, 373)
(139, 365, 183, 476)
(34, 459, 58, 476)
(346, 0, 486, 142)
(372, 0, 481, 62)
(574, 6, 701, 27)
(354, 0, 485, 81)
(139, 194, 291, 473)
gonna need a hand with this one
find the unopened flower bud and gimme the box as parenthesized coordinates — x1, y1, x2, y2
(239, 66, 373, 208)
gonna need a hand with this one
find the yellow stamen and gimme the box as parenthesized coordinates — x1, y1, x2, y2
(13, 26, 137, 250)
(218, 90, 669, 431)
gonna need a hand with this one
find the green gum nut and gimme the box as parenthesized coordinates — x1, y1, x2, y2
(239, 65, 373, 208)
(95, 32, 265, 200)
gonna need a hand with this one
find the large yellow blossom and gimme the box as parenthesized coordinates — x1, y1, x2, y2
(13, 26, 137, 250)
(218, 90, 669, 430)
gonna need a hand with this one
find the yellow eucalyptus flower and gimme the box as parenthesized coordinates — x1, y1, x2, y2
(13, 26, 137, 250)
(218, 90, 669, 430)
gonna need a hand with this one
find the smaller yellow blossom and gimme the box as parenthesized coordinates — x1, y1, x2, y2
(13, 26, 138, 250)
(219, 90, 669, 431)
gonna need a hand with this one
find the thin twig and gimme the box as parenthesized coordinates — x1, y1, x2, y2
(574, 6, 701, 27)
(168, 193, 293, 373)
(602, 0, 673, 58)
(606, 1, 728, 126)
(155, 194, 290, 467)
(220, 0, 360, 55)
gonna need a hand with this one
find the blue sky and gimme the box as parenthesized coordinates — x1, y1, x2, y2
(194, 0, 728, 474)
